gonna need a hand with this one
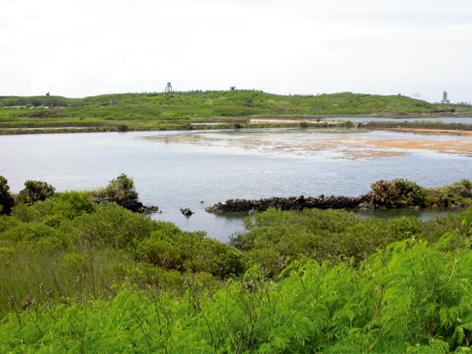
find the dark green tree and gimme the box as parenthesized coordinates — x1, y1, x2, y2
(0, 176, 14, 214)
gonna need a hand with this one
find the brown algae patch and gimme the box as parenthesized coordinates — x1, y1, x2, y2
(358, 138, 472, 155)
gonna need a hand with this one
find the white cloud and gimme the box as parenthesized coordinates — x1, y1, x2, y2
(1, 0, 471, 102)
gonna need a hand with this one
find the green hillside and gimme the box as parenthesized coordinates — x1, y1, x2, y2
(0, 90, 468, 132)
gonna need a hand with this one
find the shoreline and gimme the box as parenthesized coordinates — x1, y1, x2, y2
(2, 118, 472, 136)
(1, 111, 472, 136)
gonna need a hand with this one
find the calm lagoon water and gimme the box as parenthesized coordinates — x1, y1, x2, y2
(1, 127, 472, 241)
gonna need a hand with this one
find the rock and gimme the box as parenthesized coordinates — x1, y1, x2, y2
(248, 209, 257, 216)
(138, 205, 159, 214)
(180, 208, 194, 216)
(91, 196, 159, 214)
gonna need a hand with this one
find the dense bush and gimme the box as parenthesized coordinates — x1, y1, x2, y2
(2, 177, 472, 352)
(15, 180, 56, 205)
(424, 180, 472, 207)
(63, 203, 155, 250)
(136, 226, 244, 278)
(93, 173, 140, 210)
(0, 175, 14, 215)
(0, 195, 242, 316)
(52, 191, 95, 221)
(370, 178, 425, 207)
(232, 207, 469, 276)
(2, 234, 472, 353)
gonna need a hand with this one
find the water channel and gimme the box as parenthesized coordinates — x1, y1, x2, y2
(1, 126, 471, 241)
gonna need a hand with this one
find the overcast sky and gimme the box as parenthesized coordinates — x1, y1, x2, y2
(1, 0, 471, 102)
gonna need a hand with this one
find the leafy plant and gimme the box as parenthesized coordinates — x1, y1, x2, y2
(460, 179, 471, 189)
(15, 180, 56, 206)
(91, 174, 141, 212)
(370, 179, 425, 207)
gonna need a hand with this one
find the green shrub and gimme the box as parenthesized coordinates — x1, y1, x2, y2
(116, 124, 129, 132)
(94, 174, 139, 209)
(106, 174, 135, 201)
(62, 252, 89, 273)
(370, 179, 425, 207)
(64, 203, 154, 250)
(0, 223, 69, 251)
(0, 214, 21, 233)
(52, 191, 95, 221)
(136, 223, 244, 278)
(460, 179, 471, 189)
(424, 182, 472, 207)
(16, 180, 56, 206)
(0, 176, 14, 215)
(10, 197, 56, 223)
(232, 207, 452, 276)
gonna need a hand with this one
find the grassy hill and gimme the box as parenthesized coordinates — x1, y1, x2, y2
(0, 90, 469, 132)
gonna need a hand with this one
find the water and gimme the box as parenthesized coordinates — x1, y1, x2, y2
(1, 127, 472, 241)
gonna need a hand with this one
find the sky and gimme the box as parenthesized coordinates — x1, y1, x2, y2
(1, 0, 471, 103)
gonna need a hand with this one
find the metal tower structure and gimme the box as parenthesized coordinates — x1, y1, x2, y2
(441, 91, 450, 104)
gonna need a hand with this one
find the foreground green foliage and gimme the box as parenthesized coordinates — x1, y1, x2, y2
(2, 234, 472, 353)
(1, 90, 468, 132)
(1, 176, 472, 352)
(231, 207, 472, 277)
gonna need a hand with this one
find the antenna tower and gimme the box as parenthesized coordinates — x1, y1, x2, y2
(165, 82, 173, 94)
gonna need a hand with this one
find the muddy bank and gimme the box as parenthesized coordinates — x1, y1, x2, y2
(364, 121, 472, 132)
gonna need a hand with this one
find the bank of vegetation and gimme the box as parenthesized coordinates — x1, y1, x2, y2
(1, 175, 472, 352)
(1, 90, 471, 133)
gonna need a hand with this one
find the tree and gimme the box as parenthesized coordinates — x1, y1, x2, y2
(0, 176, 14, 215)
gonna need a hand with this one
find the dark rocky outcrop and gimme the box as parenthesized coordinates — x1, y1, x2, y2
(205, 194, 371, 214)
(180, 208, 194, 216)
(91, 197, 159, 214)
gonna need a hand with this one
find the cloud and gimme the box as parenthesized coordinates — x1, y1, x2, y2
(1, 0, 471, 102)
